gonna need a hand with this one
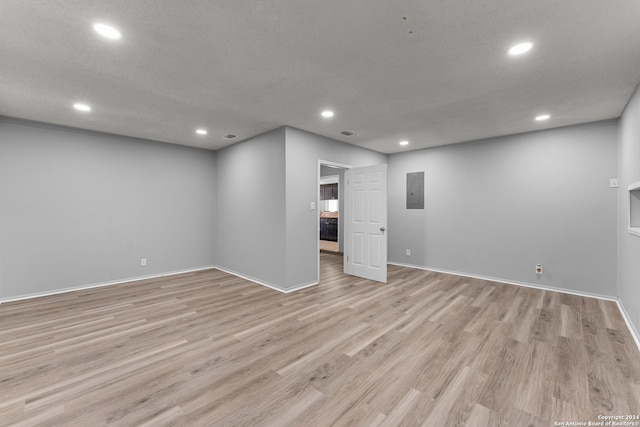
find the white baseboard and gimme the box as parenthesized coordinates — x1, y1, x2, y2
(282, 280, 319, 293)
(4, 260, 636, 354)
(388, 262, 617, 301)
(616, 298, 640, 353)
(0, 265, 216, 304)
(389, 261, 640, 352)
(213, 265, 318, 294)
(213, 265, 286, 292)
(0, 263, 320, 304)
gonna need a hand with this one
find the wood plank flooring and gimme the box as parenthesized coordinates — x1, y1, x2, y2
(1, 253, 639, 426)
(319, 240, 339, 253)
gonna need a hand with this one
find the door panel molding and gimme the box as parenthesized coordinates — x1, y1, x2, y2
(344, 164, 387, 283)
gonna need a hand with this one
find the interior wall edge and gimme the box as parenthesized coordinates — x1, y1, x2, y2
(617, 80, 640, 348)
(0, 265, 216, 304)
(616, 298, 640, 353)
(213, 265, 288, 293)
(280, 280, 320, 293)
(214, 127, 287, 289)
(213, 265, 318, 293)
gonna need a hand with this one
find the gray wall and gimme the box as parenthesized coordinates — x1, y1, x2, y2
(285, 127, 387, 290)
(618, 84, 640, 336)
(0, 113, 629, 328)
(0, 122, 386, 296)
(388, 120, 619, 297)
(215, 128, 287, 288)
(0, 119, 216, 300)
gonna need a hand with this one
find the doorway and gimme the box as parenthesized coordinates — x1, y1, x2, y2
(319, 173, 340, 253)
(317, 160, 351, 274)
(317, 160, 388, 285)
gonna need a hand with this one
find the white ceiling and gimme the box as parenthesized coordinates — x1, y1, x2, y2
(1, 1, 639, 154)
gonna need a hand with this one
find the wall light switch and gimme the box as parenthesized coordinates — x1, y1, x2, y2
(310, 201, 316, 211)
(610, 178, 618, 188)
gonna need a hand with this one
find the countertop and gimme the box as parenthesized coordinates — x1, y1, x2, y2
(320, 211, 339, 218)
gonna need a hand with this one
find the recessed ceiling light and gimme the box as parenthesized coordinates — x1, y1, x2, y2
(223, 134, 237, 140)
(399, 140, 409, 146)
(508, 42, 533, 56)
(93, 23, 122, 40)
(321, 110, 334, 118)
(535, 114, 551, 121)
(196, 129, 208, 135)
(73, 103, 91, 112)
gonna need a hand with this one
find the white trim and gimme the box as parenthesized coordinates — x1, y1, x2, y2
(388, 261, 617, 301)
(628, 181, 640, 190)
(282, 280, 320, 293)
(318, 159, 352, 285)
(318, 159, 352, 170)
(320, 175, 339, 185)
(214, 265, 285, 292)
(616, 298, 640, 353)
(213, 265, 318, 293)
(628, 181, 640, 237)
(0, 265, 216, 303)
(390, 261, 640, 352)
(0, 263, 320, 304)
(2, 258, 636, 350)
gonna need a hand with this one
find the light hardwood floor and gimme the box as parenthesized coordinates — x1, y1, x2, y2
(319, 240, 339, 253)
(1, 253, 639, 426)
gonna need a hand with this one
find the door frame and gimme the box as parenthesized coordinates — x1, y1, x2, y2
(317, 159, 352, 284)
(320, 175, 340, 244)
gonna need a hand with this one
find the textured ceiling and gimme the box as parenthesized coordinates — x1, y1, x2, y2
(1, 1, 640, 153)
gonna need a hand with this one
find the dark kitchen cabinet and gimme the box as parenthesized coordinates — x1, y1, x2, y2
(320, 183, 338, 200)
(320, 218, 338, 241)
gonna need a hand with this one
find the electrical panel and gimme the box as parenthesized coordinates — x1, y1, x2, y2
(406, 172, 424, 209)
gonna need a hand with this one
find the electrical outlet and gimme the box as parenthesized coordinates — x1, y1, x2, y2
(141, 258, 147, 267)
(406, 249, 411, 256)
(535, 264, 543, 274)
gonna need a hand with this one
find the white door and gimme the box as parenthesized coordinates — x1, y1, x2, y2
(344, 164, 387, 283)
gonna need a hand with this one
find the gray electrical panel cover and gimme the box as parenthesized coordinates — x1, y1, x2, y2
(406, 172, 424, 209)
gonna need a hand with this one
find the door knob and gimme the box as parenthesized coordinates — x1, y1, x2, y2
(380, 227, 386, 232)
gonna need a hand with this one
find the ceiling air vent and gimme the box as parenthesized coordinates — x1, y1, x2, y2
(223, 134, 237, 140)
(340, 130, 357, 137)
